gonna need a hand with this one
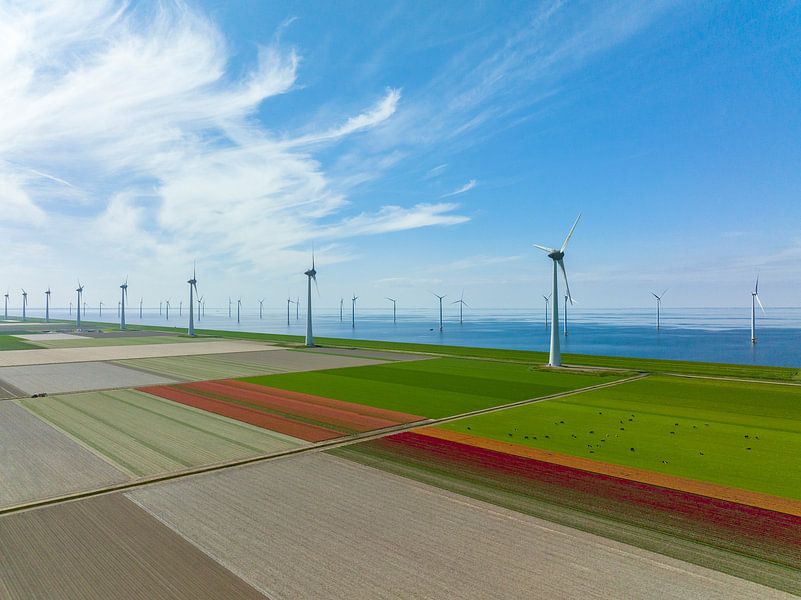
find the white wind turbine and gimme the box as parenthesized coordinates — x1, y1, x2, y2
(287, 297, 294, 326)
(159, 301, 162, 316)
(750, 276, 765, 344)
(120, 277, 128, 330)
(259, 299, 265, 319)
(351, 293, 358, 328)
(237, 298, 241, 324)
(296, 296, 300, 320)
(69, 301, 72, 316)
(75, 281, 84, 331)
(188, 265, 198, 336)
(304, 252, 318, 347)
(452, 290, 469, 324)
(21, 289, 27, 321)
(340, 298, 344, 322)
(139, 297, 143, 319)
(165, 299, 170, 320)
(4, 289, 8, 319)
(45, 288, 51, 322)
(179, 300, 182, 317)
(386, 297, 397, 323)
(228, 297, 232, 318)
(433, 293, 446, 331)
(543, 293, 551, 327)
(651, 289, 667, 331)
(534, 214, 581, 367)
(99, 300, 103, 317)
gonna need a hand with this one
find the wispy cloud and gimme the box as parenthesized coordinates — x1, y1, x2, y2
(441, 179, 477, 198)
(0, 1, 465, 290)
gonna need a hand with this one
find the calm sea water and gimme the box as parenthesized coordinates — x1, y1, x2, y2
(11, 306, 801, 368)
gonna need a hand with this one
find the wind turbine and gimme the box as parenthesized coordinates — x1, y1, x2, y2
(179, 300, 183, 317)
(188, 265, 198, 336)
(45, 288, 51, 322)
(433, 293, 446, 331)
(452, 290, 469, 325)
(534, 214, 580, 367)
(75, 281, 84, 331)
(651, 289, 667, 331)
(286, 297, 294, 326)
(228, 297, 232, 318)
(543, 293, 551, 327)
(165, 299, 170, 321)
(69, 301, 72, 316)
(304, 252, 317, 347)
(99, 301, 103, 317)
(340, 298, 344, 322)
(21, 289, 27, 321)
(351, 293, 358, 328)
(751, 276, 765, 344)
(3, 289, 8, 319)
(159, 301, 162, 316)
(386, 297, 397, 323)
(139, 297, 143, 319)
(296, 296, 300, 320)
(120, 277, 128, 330)
(259, 299, 265, 319)
(237, 298, 241, 324)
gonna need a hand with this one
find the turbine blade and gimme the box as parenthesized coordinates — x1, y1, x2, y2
(560, 213, 582, 252)
(661, 288, 668, 298)
(755, 294, 766, 314)
(755, 275, 759, 294)
(532, 244, 554, 254)
(558, 258, 573, 303)
(651, 292, 660, 300)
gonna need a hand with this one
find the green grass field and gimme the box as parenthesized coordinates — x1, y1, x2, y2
(440, 374, 801, 499)
(0, 335, 40, 351)
(242, 358, 625, 418)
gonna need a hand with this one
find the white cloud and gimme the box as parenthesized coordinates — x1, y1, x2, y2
(441, 179, 477, 198)
(0, 1, 465, 294)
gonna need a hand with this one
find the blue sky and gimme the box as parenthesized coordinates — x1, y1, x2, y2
(1, 1, 800, 309)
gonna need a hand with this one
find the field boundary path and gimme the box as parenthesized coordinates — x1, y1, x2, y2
(0, 372, 648, 516)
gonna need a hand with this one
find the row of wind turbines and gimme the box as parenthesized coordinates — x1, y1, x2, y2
(4, 215, 770, 367)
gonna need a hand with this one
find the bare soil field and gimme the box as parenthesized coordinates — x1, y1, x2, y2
(127, 453, 789, 600)
(0, 339, 272, 367)
(0, 402, 127, 508)
(0, 361, 177, 395)
(0, 494, 266, 600)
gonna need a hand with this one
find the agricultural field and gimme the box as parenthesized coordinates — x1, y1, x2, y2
(141, 379, 423, 442)
(29, 334, 198, 348)
(19, 389, 303, 477)
(0, 361, 177, 394)
(242, 357, 626, 418)
(126, 452, 786, 600)
(0, 494, 265, 600)
(116, 348, 385, 381)
(437, 374, 801, 500)
(0, 335, 39, 351)
(0, 402, 127, 508)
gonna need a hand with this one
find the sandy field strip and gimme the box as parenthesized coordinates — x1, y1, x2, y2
(0, 494, 267, 600)
(0, 362, 178, 395)
(32, 335, 200, 349)
(0, 339, 273, 367)
(0, 403, 128, 509)
(297, 347, 432, 362)
(19, 389, 303, 477)
(419, 427, 801, 516)
(127, 453, 789, 600)
(117, 349, 384, 381)
(12, 333, 84, 341)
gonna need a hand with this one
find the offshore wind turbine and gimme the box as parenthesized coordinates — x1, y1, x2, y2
(651, 289, 667, 330)
(139, 297, 143, 319)
(45, 288, 51, 322)
(750, 276, 765, 344)
(75, 281, 84, 331)
(159, 301, 162, 316)
(304, 252, 317, 347)
(433, 293, 446, 331)
(351, 293, 358, 328)
(179, 300, 182, 317)
(228, 297, 232, 318)
(340, 298, 344, 322)
(543, 293, 551, 327)
(3, 289, 8, 319)
(296, 296, 300, 320)
(259, 299, 265, 319)
(237, 298, 241, 324)
(21, 289, 27, 321)
(386, 297, 397, 323)
(69, 301, 72, 316)
(165, 299, 170, 321)
(187, 265, 198, 336)
(286, 297, 294, 326)
(119, 278, 128, 330)
(534, 214, 580, 367)
(452, 290, 469, 325)
(99, 301, 103, 317)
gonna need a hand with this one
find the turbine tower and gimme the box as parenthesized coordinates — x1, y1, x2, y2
(237, 298, 241, 324)
(534, 214, 580, 367)
(165, 299, 170, 321)
(296, 296, 300, 320)
(179, 301, 182, 317)
(139, 297, 143, 319)
(351, 293, 358, 328)
(69, 302, 72, 316)
(304, 253, 317, 347)
(99, 301, 103, 317)
(340, 298, 343, 322)
(159, 301, 162, 316)
(651, 289, 667, 331)
(543, 293, 551, 327)
(750, 276, 765, 344)
(188, 265, 198, 336)
(4, 289, 9, 319)
(386, 297, 397, 323)
(21, 289, 27, 321)
(75, 281, 84, 331)
(120, 277, 128, 330)
(228, 297, 232, 318)
(259, 299, 265, 319)
(452, 290, 468, 325)
(286, 297, 294, 326)
(433, 293, 446, 331)
(45, 288, 51, 322)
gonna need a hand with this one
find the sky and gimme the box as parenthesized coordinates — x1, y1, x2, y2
(1, 0, 800, 310)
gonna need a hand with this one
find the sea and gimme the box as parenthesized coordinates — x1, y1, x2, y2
(12, 305, 801, 368)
